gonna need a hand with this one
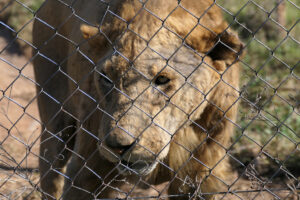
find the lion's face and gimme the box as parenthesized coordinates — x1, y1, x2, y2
(93, 30, 222, 175)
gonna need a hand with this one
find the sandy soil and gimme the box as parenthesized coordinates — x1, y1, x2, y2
(0, 25, 40, 199)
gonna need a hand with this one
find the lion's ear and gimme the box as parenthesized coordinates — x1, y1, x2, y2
(80, 24, 99, 39)
(208, 30, 244, 64)
(80, 24, 110, 55)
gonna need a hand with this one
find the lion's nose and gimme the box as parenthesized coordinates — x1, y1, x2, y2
(105, 139, 135, 155)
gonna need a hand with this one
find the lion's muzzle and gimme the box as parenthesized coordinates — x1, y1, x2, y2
(105, 133, 136, 155)
(101, 139, 159, 175)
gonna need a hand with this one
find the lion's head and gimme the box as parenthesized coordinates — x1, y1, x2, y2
(79, 0, 243, 176)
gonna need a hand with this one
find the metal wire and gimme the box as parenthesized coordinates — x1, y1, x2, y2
(0, 0, 299, 199)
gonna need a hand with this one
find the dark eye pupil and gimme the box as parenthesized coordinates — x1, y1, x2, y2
(100, 70, 113, 85)
(155, 75, 170, 85)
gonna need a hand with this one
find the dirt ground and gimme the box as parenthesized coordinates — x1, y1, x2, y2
(0, 22, 298, 200)
(0, 25, 40, 199)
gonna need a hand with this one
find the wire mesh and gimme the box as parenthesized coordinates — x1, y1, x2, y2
(0, 0, 299, 199)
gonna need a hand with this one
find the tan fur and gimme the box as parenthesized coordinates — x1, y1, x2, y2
(33, 0, 243, 199)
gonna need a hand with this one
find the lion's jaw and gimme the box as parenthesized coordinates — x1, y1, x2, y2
(97, 112, 172, 175)
(98, 144, 160, 176)
(97, 129, 169, 176)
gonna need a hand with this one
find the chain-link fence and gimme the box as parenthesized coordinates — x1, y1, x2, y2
(0, 0, 299, 199)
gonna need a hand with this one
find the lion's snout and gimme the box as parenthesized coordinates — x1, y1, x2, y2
(105, 135, 136, 156)
(103, 130, 159, 175)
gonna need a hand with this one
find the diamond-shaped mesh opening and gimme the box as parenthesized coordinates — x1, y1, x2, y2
(241, 76, 274, 109)
(289, 20, 300, 41)
(257, 56, 291, 88)
(274, 36, 300, 68)
(262, 95, 294, 126)
(255, 18, 287, 45)
(216, 0, 249, 15)
(1, 0, 300, 199)
(243, 39, 274, 71)
(276, 75, 300, 109)
(237, 2, 270, 33)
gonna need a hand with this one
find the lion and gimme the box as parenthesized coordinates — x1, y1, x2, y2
(32, 0, 243, 199)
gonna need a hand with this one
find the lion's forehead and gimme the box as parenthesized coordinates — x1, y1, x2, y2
(104, 44, 208, 81)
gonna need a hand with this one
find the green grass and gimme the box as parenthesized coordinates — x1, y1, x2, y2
(218, 0, 300, 174)
(2, 0, 44, 50)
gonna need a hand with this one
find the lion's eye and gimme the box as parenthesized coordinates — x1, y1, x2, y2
(154, 75, 170, 85)
(100, 70, 113, 86)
